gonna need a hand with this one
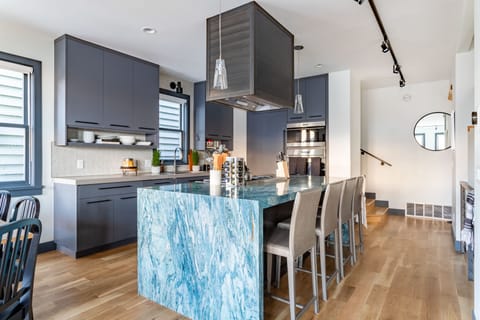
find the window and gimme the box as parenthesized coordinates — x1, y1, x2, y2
(0, 52, 42, 196)
(158, 89, 189, 162)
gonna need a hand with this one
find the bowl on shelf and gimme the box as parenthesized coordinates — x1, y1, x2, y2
(118, 136, 135, 145)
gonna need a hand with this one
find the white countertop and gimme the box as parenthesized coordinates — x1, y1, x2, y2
(52, 171, 209, 185)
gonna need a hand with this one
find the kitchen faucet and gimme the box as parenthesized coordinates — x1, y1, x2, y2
(173, 147, 183, 174)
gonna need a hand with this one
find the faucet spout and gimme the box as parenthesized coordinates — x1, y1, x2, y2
(173, 147, 183, 175)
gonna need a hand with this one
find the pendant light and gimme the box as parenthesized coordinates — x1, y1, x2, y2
(293, 45, 304, 114)
(213, 0, 228, 90)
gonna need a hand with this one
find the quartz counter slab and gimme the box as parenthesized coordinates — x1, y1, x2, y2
(137, 176, 325, 320)
(52, 171, 208, 185)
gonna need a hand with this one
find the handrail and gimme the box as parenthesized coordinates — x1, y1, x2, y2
(360, 148, 392, 166)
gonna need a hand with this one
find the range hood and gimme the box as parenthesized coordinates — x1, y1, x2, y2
(206, 1, 294, 112)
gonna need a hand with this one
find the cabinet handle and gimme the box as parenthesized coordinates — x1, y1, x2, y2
(138, 127, 156, 131)
(290, 117, 302, 120)
(110, 124, 130, 128)
(307, 115, 323, 118)
(207, 134, 219, 137)
(154, 181, 171, 185)
(86, 199, 112, 204)
(221, 135, 232, 139)
(75, 120, 99, 125)
(99, 185, 133, 190)
(120, 196, 137, 200)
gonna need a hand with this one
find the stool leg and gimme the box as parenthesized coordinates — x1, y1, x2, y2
(267, 253, 273, 294)
(310, 246, 319, 314)
(334, 229, 340, 284)
(287, 256, 296, 320)
(275, 255, 281, 288)
(339, 222, 345, 279)
(350, 218, 356, 265)
(319, 235, 328, 301)
(358, 213, 364, 253)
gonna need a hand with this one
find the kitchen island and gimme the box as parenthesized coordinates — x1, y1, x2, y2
(137, 176, 326, 320)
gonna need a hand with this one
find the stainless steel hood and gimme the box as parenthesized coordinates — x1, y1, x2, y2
(206, 1, 294, 112)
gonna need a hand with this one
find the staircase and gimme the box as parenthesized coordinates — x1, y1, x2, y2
(366, 193, 389, 216)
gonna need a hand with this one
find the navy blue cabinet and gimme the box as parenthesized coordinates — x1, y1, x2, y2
(287, 74, 328, 123)
(103, 51, 134, 130)
(247, 109, 287, 174)
(63, 38, 104, 128)
(55, 35, 159, 145)
(194, 81, 233, 150)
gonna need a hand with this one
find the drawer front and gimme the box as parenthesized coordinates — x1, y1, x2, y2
(78, 181, 142, 199)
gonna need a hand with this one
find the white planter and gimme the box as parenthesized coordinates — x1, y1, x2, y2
(151, 166, 161, 174)
(192, 165, 201, 172)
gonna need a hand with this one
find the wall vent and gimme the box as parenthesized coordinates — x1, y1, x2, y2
(406, 202, 452, 221)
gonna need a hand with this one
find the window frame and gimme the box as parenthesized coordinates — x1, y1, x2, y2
(158, 88, 189, 164)
(0, 51, 42, 196)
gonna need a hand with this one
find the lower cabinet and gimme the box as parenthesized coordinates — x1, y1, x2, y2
(113, 194, 138, 242)
(77, 197, 115, 251)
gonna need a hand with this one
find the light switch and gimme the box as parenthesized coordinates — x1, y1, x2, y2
(77, 159, 84, 169)
(145, 159, 151, 168)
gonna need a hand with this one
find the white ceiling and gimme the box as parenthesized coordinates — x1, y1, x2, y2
(0, 0, 471, 87)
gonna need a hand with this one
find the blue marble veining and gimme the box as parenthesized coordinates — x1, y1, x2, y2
(137, 176, 326, 320)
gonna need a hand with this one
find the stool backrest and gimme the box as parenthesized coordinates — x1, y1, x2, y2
(10, 197, 40, 222)
(289, 188, 322, 257)
(340, 177, 357, 223)
(353, 176, 365, 215)
(320, 180, 345, 237)
(0, 190, 11, 222)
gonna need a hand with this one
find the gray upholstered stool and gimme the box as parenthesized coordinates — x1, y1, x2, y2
(265, 188, 322, 320)
(338, 177, 357, 279)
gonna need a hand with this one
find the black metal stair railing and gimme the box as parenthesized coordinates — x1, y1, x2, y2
(360, 148, 392, 167)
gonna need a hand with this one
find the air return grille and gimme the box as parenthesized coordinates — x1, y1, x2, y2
(406, 203, 452, 221)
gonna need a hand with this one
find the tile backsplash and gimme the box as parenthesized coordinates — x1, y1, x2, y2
(51, 143, 153, 177)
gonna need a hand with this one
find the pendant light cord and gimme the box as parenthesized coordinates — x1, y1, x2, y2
(296, 50, 299, 93)
(219, 0, 222, 59)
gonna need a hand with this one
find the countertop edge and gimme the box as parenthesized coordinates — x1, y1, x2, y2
(52, 172, 209, 185)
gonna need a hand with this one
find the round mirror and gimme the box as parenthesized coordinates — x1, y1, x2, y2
(414, 112, 451, 151)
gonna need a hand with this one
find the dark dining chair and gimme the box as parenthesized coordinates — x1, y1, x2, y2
(0, 218, 42, 320)
(10, 197, 40, 222)
(0, 191, 11, 222)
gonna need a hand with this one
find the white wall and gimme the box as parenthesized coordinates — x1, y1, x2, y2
(328, 70, 352, 178)
(452, 50, 474, 242)
(362, 80, 453, 209)
(0, 18, 56, 243)
(350, 74, 362, 177)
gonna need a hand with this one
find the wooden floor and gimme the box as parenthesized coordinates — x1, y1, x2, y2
(33, 214, 473, 320)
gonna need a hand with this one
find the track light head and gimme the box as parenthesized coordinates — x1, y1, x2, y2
(353, 0, 365, 4)
(399, 79, 406, 87)
(381, 40, 390, 53)
(393, 64, 400, 74)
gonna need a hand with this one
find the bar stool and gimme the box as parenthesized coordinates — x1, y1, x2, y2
(316, 180, 344, 301)
(353, 176, 365, 256)
(265, 188, 322, 320)
(337, 177, 357, 279)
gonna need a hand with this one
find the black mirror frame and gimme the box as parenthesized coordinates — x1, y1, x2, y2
(413, 111, 452, 152)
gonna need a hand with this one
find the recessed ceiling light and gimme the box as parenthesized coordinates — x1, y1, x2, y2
(141, 26, 157, 34)
(315, 64, 323, 68)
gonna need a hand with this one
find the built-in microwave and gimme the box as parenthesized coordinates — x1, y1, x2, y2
(286, 121, 326, 148)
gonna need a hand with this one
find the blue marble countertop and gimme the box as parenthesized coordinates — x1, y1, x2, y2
(149, 175, 326, 210)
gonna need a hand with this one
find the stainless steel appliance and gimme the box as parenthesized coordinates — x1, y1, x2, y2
(285, 121, 326, 176)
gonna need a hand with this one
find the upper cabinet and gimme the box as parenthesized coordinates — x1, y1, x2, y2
(194, 81, 233, 150)
(55, 35, 159, 145)
(287, 74, 328, 123)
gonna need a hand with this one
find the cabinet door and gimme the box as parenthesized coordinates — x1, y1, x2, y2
(114, 194, 137, 241)
(205, 102, 223, 139)
(287, 78, 306, 123)
(305, 75, 327, 121)
(103, 51, 134, 130)
(134, 61, 159, 133)
(66, 39, 104, 127)
(247, 110, 287, 174)
(77, 198, 114, 251)
(219, 105, 233, 140)
(194, 82, 206, 150)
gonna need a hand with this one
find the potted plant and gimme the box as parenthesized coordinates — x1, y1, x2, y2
(192, 150, 200, 172)
(151, 149, 161, 174)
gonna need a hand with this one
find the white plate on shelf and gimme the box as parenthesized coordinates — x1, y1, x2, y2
(136, 141, 152, 146)
(68, 138, 81, 142)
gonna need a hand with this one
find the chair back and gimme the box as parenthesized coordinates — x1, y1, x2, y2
(0, 191, 11, 222)
(339, 178, 357, 223)
(320, 180, 345, 236)
(289, 188, 322, 257)
(10, 197, 40, 222)
(353, 176, 365, 216)
(0, 218, 42, 318)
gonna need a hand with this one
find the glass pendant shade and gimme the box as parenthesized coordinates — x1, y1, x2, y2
(293, 94, 304, 114)
(213, 58, 228, 90)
